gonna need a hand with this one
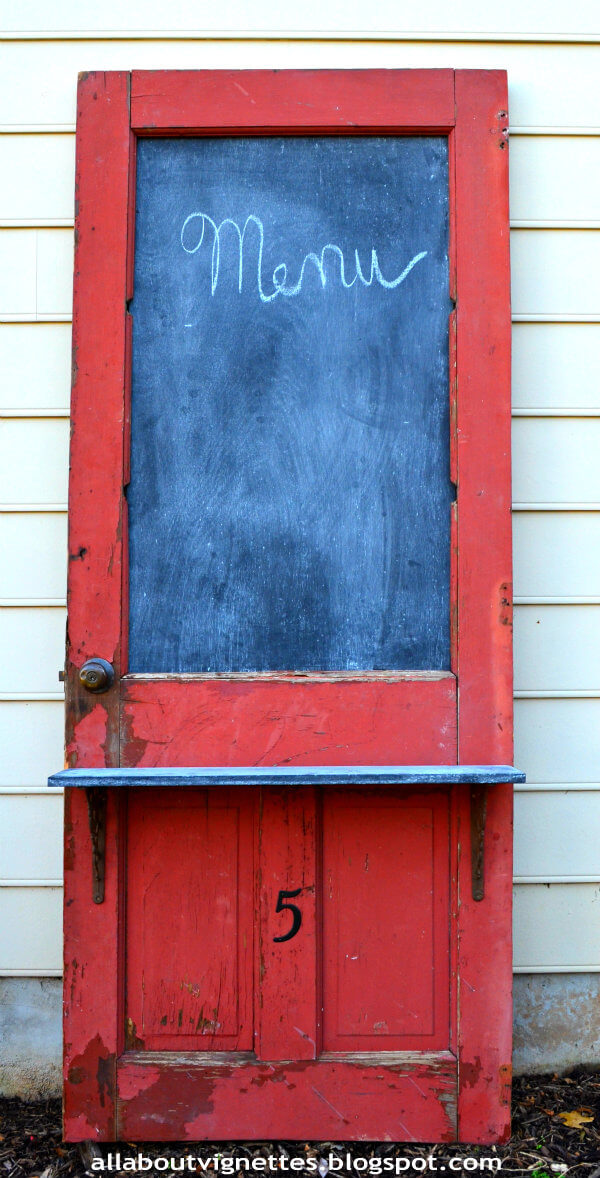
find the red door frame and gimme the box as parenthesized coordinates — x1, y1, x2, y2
(63, 69, 512, 1143)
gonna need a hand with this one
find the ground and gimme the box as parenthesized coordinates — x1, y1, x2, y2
(1, 1072, 599, 1178)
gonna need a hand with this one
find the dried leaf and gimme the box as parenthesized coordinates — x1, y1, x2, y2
(557, 1110, 595, 1128)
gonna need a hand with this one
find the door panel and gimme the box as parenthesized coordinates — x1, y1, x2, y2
(120, 676, 457, 767)
(63, 69, 513, 1143)
(322, 790, 450, 1051)
(125, 789, 254, 1051)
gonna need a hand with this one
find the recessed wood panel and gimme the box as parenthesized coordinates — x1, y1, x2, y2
(126, 789, 254, 1050)
(322, 789, 450, 1050)
(120, 676, 457, 768)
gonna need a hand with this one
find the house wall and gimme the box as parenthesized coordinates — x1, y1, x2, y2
(1, 0, 599, 1094)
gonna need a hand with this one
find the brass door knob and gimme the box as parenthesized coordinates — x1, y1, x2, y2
(79, 658, 115, 693)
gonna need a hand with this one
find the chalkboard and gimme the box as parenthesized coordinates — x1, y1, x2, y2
(128, 136, 452, 673)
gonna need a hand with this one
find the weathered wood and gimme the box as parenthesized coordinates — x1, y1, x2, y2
(125, 789, 254, 1051)
(50, 764, 525, 788)
(62, 67, 514, 1145)
(454, 70, 513, 1143)
(257, 787, 320, 1061)
(322, 790, 451, 1051)
(116, 1051, 457, 1142)
(119, 676, 458, 768)
(63, 70, 131, 1143)
(130, 68, 455, 133)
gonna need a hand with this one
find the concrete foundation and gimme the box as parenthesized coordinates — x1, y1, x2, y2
(0, 978, 62, 1098)
(1, 974, 599, 1096)
(513, 973, 600, 1074)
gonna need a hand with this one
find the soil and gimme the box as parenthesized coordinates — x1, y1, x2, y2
(1, 1071, 599, 1178)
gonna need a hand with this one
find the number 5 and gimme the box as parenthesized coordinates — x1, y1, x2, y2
(273, 887, 303, 943)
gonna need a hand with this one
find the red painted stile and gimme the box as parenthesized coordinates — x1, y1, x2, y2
(454, 71, 513, 1142)
(64, 71, 130, 1139)
(63, 69, 513, 1143)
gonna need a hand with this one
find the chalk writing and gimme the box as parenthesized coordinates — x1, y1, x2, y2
(180, 212, 428, 303)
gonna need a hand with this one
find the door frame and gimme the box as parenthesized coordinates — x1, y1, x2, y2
(63, 69, 513, 1142)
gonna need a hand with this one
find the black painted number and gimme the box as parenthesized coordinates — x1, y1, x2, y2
(273, 888, 303, 943)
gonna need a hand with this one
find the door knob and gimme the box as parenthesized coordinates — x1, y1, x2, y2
(79, 658, 115, 693)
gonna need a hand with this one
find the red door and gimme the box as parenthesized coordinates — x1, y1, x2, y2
(61, 69, 514, 1143)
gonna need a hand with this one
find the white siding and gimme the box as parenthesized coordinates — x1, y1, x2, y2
(509, 136, 600, 223)
(0, 229, 73, 320)
(0, 325, 71, 412)
(0, 704, 65, 785)
(0, 419, 69, 505)
(0, 609, 66, 695)
(513, 418, 600, 505)
(1, 6, 599, 980)
(0, 888, 62, 975)
(514, 885, 600, 972)
(515, 699, 600, 783)
(2, 42, 600, 130)
(514, 606, 600, 690)
(514, 512, 600, 598)
(0, 793, 63, 881)
(514, 790, 600, 880)
(512, 324, 600, 412)
(0, 513, 68, 601)
(0, 135, 75, 225)
(4, 0, 599, 38)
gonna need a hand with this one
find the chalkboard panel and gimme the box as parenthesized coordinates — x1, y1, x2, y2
(128, 137, 451, 673)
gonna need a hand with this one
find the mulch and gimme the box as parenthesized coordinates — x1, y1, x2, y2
(1, 1070, 599, 1178)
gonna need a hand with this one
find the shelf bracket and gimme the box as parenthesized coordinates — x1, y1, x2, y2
(470, 785, 488, 901)
(86, 786, 107, 904)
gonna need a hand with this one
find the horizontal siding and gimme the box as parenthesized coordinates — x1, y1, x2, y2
(515, 698, 600, 783)
(0, 419, 69, 504)
(0, 887, 62, 974)
(0, 229, 73, 320)
(513, 883, 600, 971)
(0, 324, 71, 411)
(512, 418, 600, 504)
(0, 702, 64, 785)
(511, 229, 600, 316)
(0, 513, 67, 599)
(514, 512, 600, 598)
(512, 323, 600, 411)
(0, 793, 63, 880)
(0, 609, 65, 694)
(514, 605, 600, 691)
(3, 0, 599, 38)
(0, 136, 75, 224)
(2, 42, 600, 130)
(514, 789, 600, 879)
(509, 136, 600, 222)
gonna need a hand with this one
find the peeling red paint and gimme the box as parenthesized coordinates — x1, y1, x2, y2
(66, 1034, 116, 1130)
(460, 1057, 483, 1090)
(65, 66, 513, 1145)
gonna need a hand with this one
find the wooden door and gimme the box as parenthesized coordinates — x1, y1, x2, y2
(62, 69, 514, 1143)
